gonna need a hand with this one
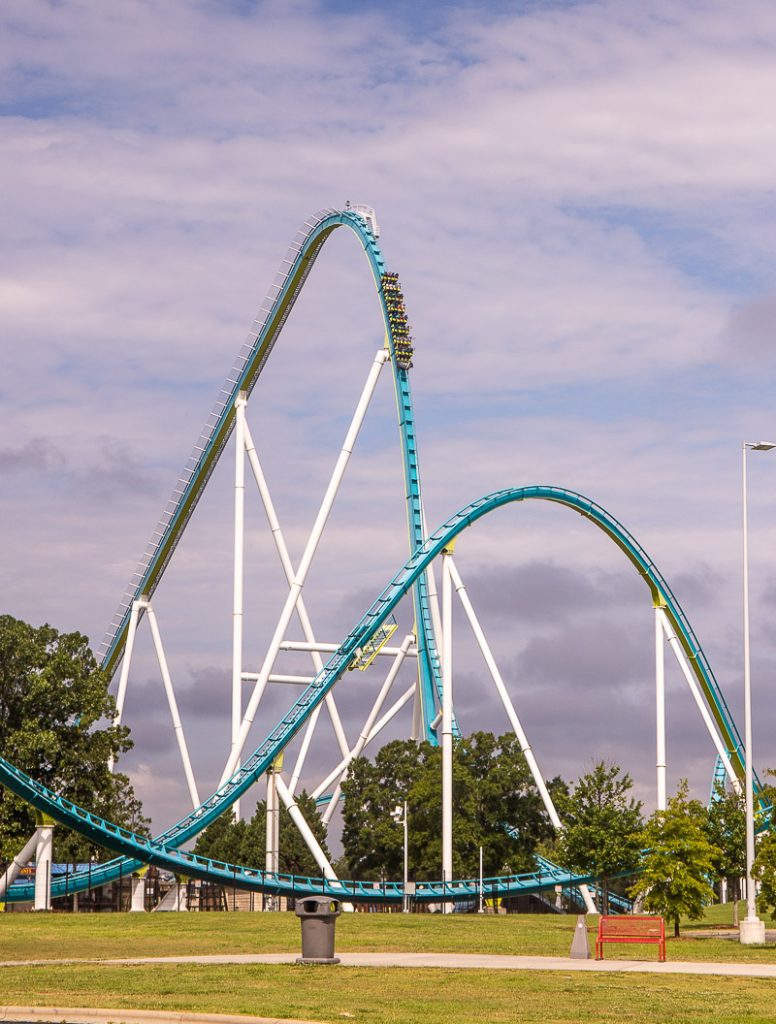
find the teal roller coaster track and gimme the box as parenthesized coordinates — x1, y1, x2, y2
(2, 207, 761, 906)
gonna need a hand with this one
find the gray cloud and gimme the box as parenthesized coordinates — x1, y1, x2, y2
(4, 0, 776, 834)
(459, 561, 641, 625)
(721, 295, 776, 364)
(0, 437, 64, 472)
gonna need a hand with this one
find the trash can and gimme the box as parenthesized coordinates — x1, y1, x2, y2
(295, 895, 342, 964)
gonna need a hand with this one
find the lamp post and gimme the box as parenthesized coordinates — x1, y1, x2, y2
(740, 441, 775, 945)
(392, 801, 409, 913)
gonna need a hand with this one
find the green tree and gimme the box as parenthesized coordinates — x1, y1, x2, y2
(341, 739, 421, 880)
(341, 732, 554, 881)
(751, 770, 776, 919)
(630, 780, 720, 937)
(0, 614, 148, 864)
(558, 761, 643, 913)
(193, 809, 247, 865)
(705, 783, 746, 925)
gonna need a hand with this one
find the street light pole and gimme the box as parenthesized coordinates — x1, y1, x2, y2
(740, 441, 775, 945)
(392, 801, 409, 913)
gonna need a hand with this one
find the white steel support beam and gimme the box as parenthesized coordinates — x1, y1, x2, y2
(232, 394, 247, 820)
(278, 640, 417, 659)
(130, 873, 147, 912)
(422, 511, 445, 729)
(265, 766, 279, 910)
(223, 354, 389, 787)
(242, 418, 350, 778)
(274, 774, 340, 883)
(320, 636, 414, 823)
(446, 558, 597, 916)
(410, 675, 422, 741)
(655, 606, 667, 811)
(0, 832, 39, 900)
(109, 598, 142, 773)
(33, 819, 54, 912)
(657, 608, 740, 792)
(364, 683, 416, 741)
(313, 683, 417, 803)
(441, 551, 454, 910)
(146, 604, 201, 809)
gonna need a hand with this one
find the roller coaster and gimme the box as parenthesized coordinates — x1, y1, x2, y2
(0, 205, 760, 910)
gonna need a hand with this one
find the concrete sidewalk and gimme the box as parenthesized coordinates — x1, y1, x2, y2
(0, 1009, 318, 1024)
(3, 951, 776, 978)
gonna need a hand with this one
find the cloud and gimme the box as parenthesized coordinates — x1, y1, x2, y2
(0, 436, 63, 472)
(721, 294, 776, 365)
(3, 0, 776, 837)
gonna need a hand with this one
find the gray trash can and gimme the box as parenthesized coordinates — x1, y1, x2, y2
(295, 895, 342, 964)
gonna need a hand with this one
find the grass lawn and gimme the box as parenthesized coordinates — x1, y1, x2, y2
(2, 905, 775, 963)
(2, 962, 776, 1023)
(2, 909, 776, 1023)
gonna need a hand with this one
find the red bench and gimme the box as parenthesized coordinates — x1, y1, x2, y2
(595, 915, 666, 962)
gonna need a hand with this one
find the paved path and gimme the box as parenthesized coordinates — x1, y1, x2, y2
(3, 951, 776, 977)
(0, 1009, 318, 1024)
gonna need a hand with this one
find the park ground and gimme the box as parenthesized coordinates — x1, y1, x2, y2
(2, 905, 776, 1023)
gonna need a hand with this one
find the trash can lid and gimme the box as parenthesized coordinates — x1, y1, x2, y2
(295, 895, 342, 915)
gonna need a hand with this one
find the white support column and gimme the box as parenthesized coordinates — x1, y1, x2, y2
(655, 605, 667, 812)
(657, 608, 740, 791)
(146, 603, 201, 809)
(264, 766, 279, 911)
(446, 557, 597, 916)
(320, 636, 414, 824)
(410, 675, 422, 741)
(363, 684, 416, 742)
(130, 872, 147, 912)
(232, 393, 247, 819)
(441, 550, 454, 911)
(273, 774, 339, 883)
(33, 816, 54, 912)
(222, 352, 388, 786)
(423, 511, 446, 733)
(109, 598, 142, 772)
(0, 832, 39, 900)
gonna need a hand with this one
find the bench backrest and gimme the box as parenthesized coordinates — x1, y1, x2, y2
(598, 915, 664, 939)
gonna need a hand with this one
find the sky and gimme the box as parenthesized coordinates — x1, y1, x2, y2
(3, 0, 776, 855)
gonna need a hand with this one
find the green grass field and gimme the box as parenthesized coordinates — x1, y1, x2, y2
(1, 909, 775, 1023)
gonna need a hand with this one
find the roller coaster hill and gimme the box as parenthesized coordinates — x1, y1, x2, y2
(0, 204, 767, 913)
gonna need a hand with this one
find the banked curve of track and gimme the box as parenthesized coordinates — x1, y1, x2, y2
(5, 486, 757, 903)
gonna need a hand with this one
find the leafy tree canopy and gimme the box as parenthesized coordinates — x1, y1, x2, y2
(751, 768, 776, 919)
(557, 760, 643, 908)
(0, 614, 148, 863)
(630, 780, 720, 937)
(705, 781, 746, 923)
(341, 731, 554, 882)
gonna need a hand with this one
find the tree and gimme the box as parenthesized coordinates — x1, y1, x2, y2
(340, 739, 422, 880)
(752, 832, 776, 919)
(705, 783, 746, 925)
(558, 761, 643, 913)
(0, 614, 148, 864)
(751, 769, 776, 919)
(341, 732, 554, 881)
(193, 808, 246, 865)
(630, 781, 720, 937)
